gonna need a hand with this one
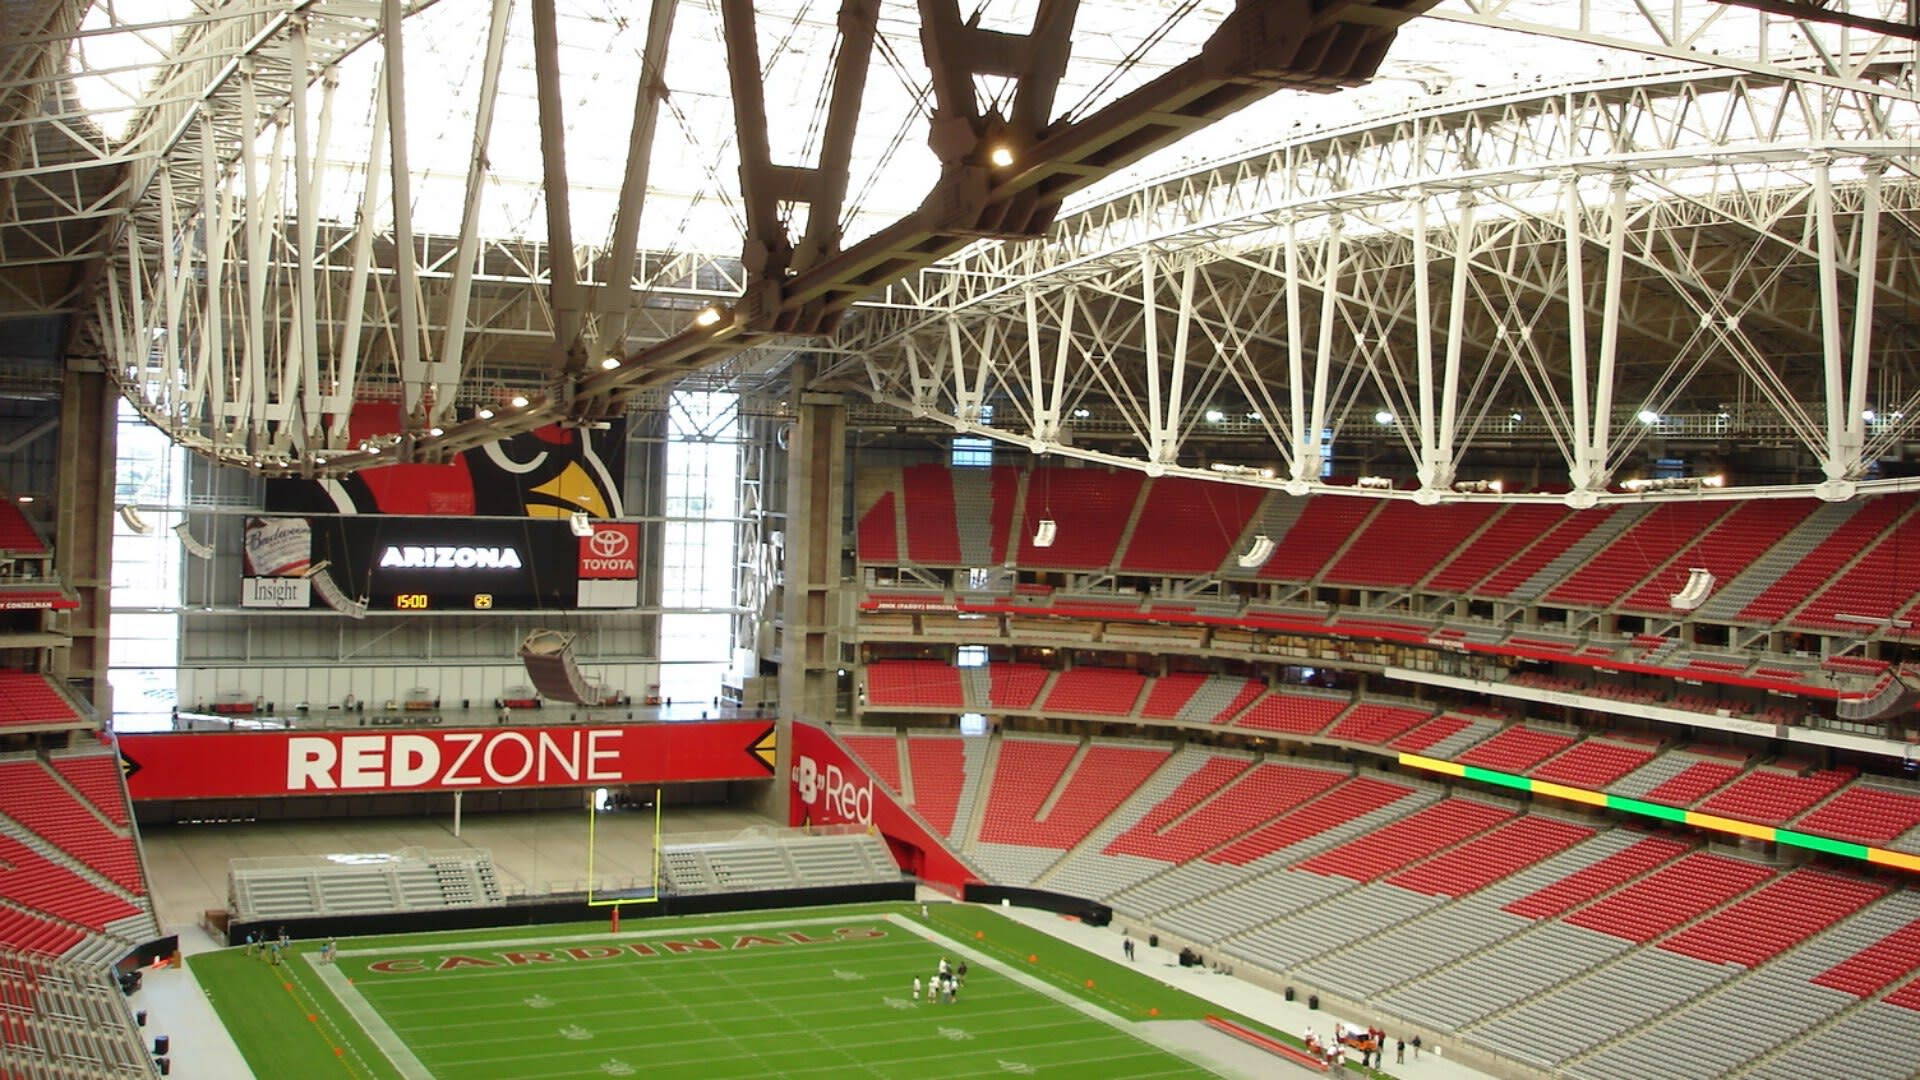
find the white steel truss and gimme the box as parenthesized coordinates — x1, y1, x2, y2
(827, 65, 1920, 505)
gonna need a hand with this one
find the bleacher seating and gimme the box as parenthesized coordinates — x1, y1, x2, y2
(855, 490, 898, 564)
(863, 660, 965, 709)
(1528, 740, 1655, 788)
(0, 501, 45, 554)
(0, 762, 141, 892)
(1474, 507, 1620, 597)
(46, 755, 129, 828)
(900, 464, 963, 565)
(1016, 468, 1143, 570)
(1793, 509, 1920, 630)
(0, 909, 84, 957)
(1099, 756, 1248, 857)
(1696, 766, 1857, 826)
(1108, 763, 1344, 863)
(1737, 493, 1913, 623)
(986, 663, 1050, 709)
(1233, 689, 1346, 736)
(903, 736, 968, 836)
(1322, 702, 1432, 745)
(1041, 668, 1146, 716)
(1636, 758, 1746, 807)
(977, 739, 1079, 846)
(1252, 497, 1377, 582)
(1503, 836, 1690, 919)
(1544, 502, 1729, 607)
(1812, 916, 1920, 998)
(1137, 673, 1206, 720)
(1323, 501, 1498, 588)
(1659, 869, 1886, 967)
(1621, 500, 1813, 613)
(1422, 504, 1567, 592)
(0, 672, 84, 731)
(1454, 726, 1576, 771)
(1795, 784, 1920, 844)
(981, 742, 1167, 850)
(1209, 776, 1411, 866)
(1563, 852, 1775, 942)
(1295, 798, 1513, 882)
(1118, 478, 1265, 575)
(839, 732, 902, 791)
(0, 835, 140, 932)
(1387, 816, 1593, 897)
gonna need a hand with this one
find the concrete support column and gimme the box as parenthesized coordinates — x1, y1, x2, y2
(55, 366, 115, 716)
(778, 369, 848, 729)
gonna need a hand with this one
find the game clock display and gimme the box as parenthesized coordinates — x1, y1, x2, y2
(391, 592, 495, 611)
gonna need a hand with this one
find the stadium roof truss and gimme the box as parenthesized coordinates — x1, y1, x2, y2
(827, 62, 1920, 505)
(4, 0, 1920, 506)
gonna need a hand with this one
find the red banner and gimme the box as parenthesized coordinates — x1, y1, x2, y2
(119, 721, 776, 800)
(787, 721, 975, 891)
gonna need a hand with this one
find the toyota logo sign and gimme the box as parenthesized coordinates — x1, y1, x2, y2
(589, 527, 630, 559)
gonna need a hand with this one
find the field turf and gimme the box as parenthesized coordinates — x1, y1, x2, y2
(191, 903, 1295, 1079)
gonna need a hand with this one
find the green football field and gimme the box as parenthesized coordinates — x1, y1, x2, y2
(192, 903, 1312, 1079)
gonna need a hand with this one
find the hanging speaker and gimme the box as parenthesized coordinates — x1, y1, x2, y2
(1237, 534, 1276, 569)
(1031, 518, 1057, 548)
(173, 523, 213, 559)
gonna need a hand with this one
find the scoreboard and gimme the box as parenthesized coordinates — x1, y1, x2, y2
(243, 516, 638, 612)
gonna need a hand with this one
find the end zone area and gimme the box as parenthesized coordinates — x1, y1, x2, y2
(189, 904, 1283, 1078)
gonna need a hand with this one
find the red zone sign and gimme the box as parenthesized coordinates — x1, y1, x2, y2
(117, 721, 776, 800)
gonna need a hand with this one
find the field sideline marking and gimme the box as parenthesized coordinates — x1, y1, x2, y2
(883, 914, 1244, 1079)
(311, 952, 435, 1079)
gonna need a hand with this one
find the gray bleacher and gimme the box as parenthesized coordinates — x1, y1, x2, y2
(1471, 945, 1734, 1070)
(1379, 920, 1629, 1031)
(950, 735, 993, 844)
(1173, 676, 1260, 725)
(951, 469, 996, 567)
(1037, 747, 1235, 900)
(1152, 857, 1351, 941)
(1219, 495, 1307, 579)
(968, 841, 1065, 887)
(661, 830, 900, 896)
(1694, 500, 1860, 621)
(1507, 504, 1650, 601)
(959, 668, 990, 710)
(229, 847, 506, 922)
(1744, 999, 1920, 1080)
(1607, 750, 1715, 799)
(1568, 891, 1920, 1080)
(1, 956, 150, 1078)
(1116, 785, 1438, 936)
(1419, 716, 1504, 759)
(1229, 881, 1441, 971)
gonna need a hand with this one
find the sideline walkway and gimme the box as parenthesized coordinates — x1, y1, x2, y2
(975, 893, 1499, 1080)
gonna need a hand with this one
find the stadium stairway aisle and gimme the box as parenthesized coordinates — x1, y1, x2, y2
(979, 890, 1502, 1080)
